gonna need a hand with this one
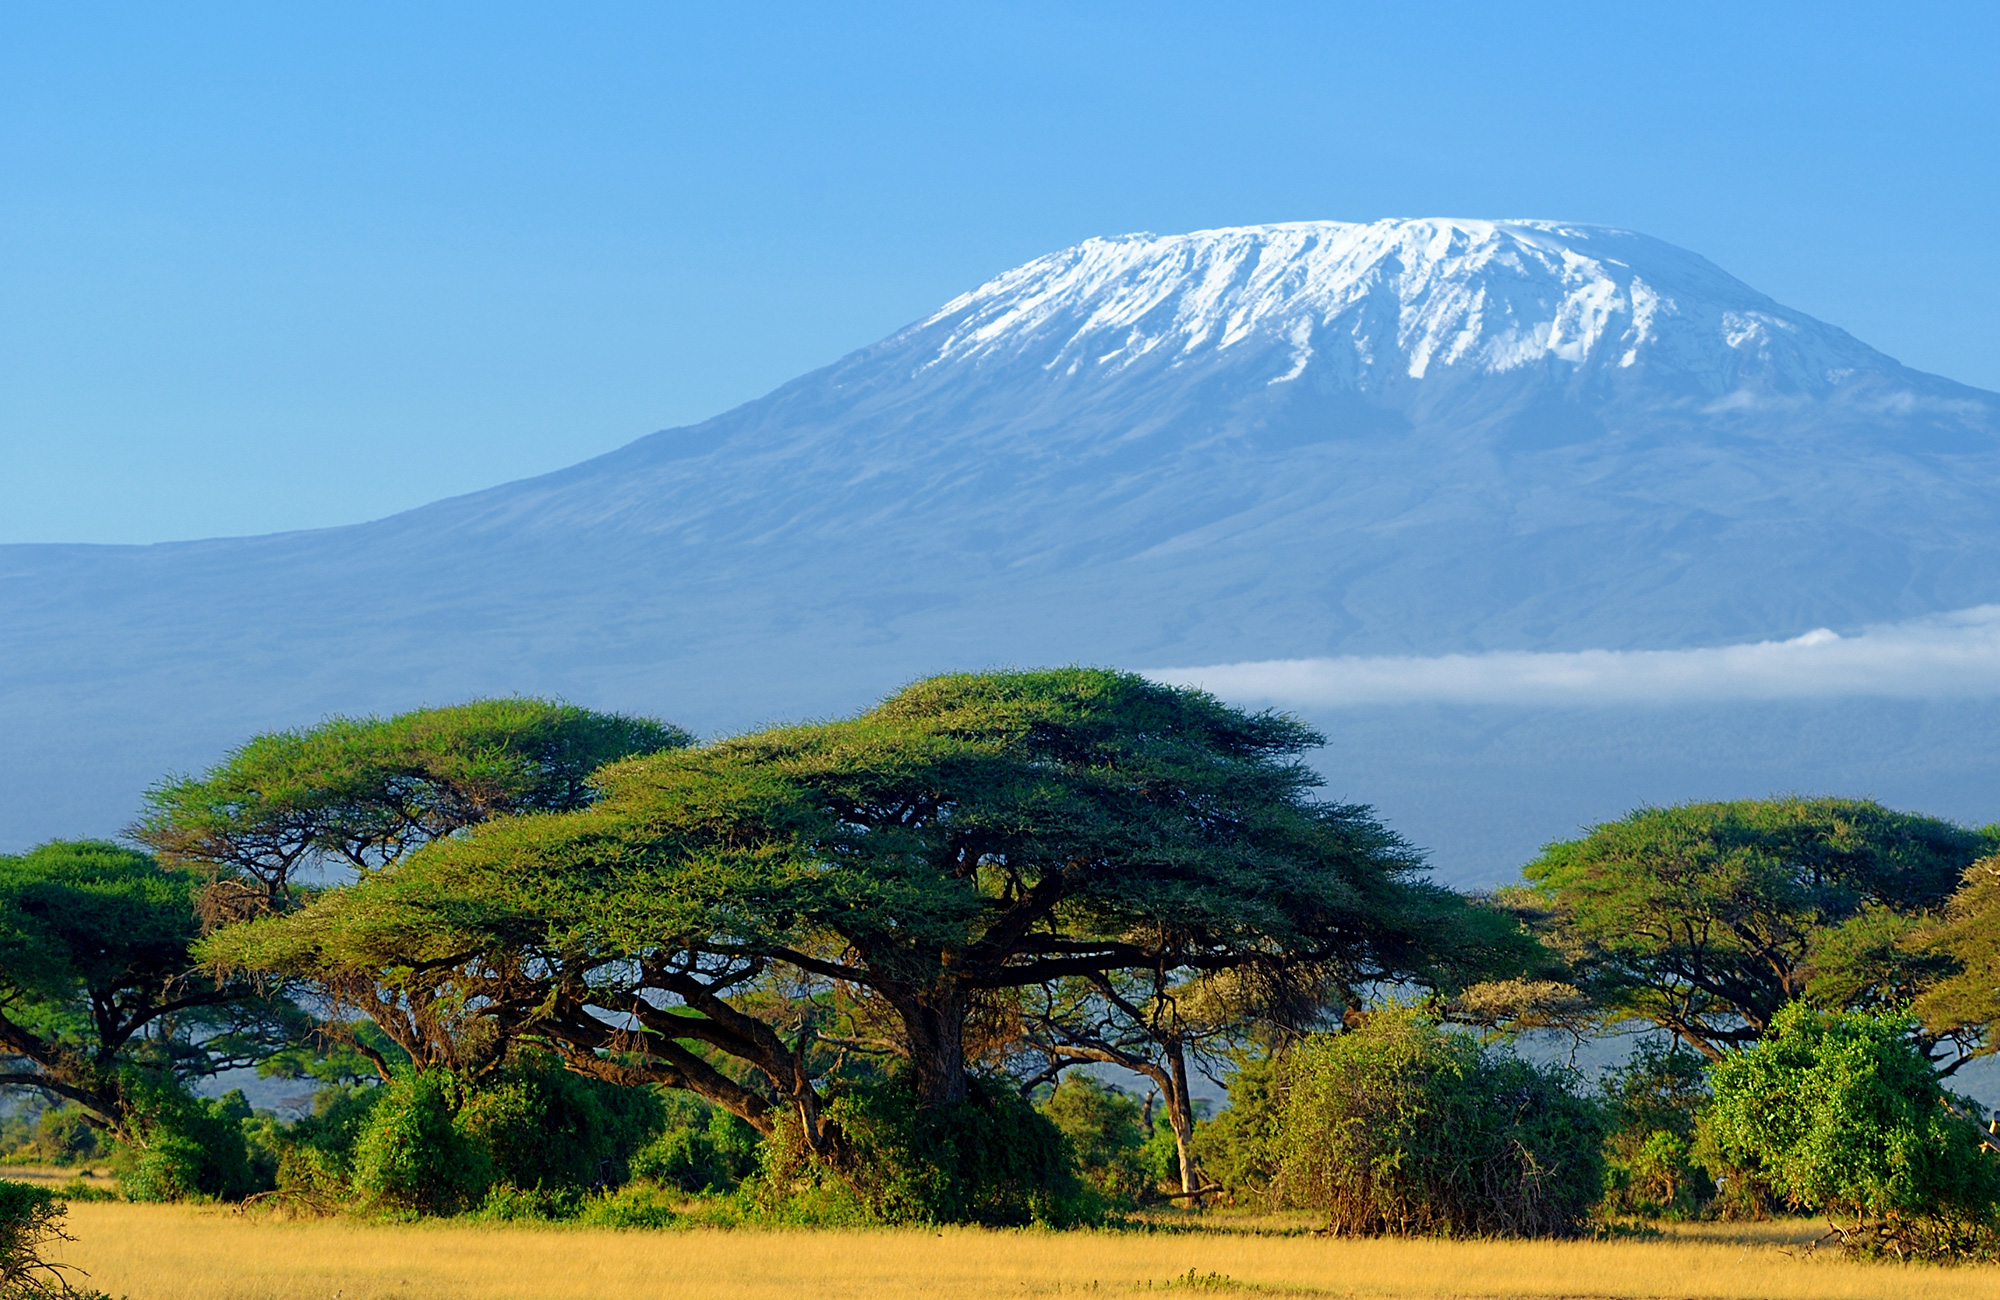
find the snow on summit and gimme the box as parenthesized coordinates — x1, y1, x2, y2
(914, 219, 1887, 393)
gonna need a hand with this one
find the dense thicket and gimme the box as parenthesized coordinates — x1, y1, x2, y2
(1233, 1010, 1604, 1236)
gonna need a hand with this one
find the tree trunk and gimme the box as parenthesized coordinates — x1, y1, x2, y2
(896, 988, 971, 1107)
(1166, 1039, 1200, 1202)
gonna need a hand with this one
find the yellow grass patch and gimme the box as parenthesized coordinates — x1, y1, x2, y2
(57, 1202, 2000, 1300)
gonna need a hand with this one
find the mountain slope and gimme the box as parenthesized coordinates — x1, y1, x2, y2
(4, 217, 1999, 850)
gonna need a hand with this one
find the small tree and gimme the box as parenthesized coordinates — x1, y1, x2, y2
(1597, 1041, 1714, 1219)
(1914, 852, 2000, 1058)
(1272, 1009, 1603, 1237)
(1697, 1003, 2000, 1259)
(1037, 1075, 1151, 1205)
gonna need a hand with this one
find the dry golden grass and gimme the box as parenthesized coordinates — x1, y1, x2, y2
(50, 1203, 2000, 1300)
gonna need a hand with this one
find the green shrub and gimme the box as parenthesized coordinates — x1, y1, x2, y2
(1189, 1051, 1284, 1204)
(1697, 1003, 2000, 1259)
(115, 1078, 262, 1203)
(268, 1084, 384, 1211)
(756, 1072, 1094, 1226)
(470, 1181, 580, 1221)
(1272, 1009, 1604, 1237)
(454, 1051, 664, 1193)
(26, 1110, 98, 1168)
(1038, 1076, 1154, 1206)
(577, 1181, 685, 1229)
(1597, 1042, 1714, 1220)
(628, 1091, 760, 1194)
(348, 1071, 491, 1215)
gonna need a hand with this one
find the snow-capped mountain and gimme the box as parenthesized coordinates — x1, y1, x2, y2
(5, 218, 2000, 864)
(916, 220, 1885, 395)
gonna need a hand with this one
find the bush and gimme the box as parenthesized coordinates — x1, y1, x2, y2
(1697, 1003, 2000, 1259)
(454, 1050, 665, 1193)
(1272, 1009, 1604, 1237)
(0, 1180, 96, 1300)
(1190, 1051, 1285, 1204)
(272, 1053, 671, 1217)
(577, 1181, 685, 1229)
(115, 1078, 263, 1202)
(348, 1072, 492, 1215)
(1038, 1076, 1154, 1206)
(1597, 1042, 1714, 1220)
(26, 1110, 98, 1168)
(756, 1072, 1094, 1226)
(267, 1084, 384, 1211)
(628, 1091, 760, 1194)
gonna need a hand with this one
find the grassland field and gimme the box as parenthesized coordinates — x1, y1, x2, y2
(33, 1196, 2000, 1300)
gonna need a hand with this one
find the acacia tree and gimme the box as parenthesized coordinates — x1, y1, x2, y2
(148, 698, 689, 1078)
(1017, 969, 1242, 1200)
(1018, 892, 1538, 1201)
(207, 670, 1465, 1155)
(0, 841, 302, 1131)
(1913, 853, 2000, 1058)
(1520, 798, 1988, 1062)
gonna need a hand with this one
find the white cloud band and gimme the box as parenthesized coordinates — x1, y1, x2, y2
(1147, 606, 2000, 707)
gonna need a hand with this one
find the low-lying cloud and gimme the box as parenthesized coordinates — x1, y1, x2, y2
(1147, 606, 2000, 708)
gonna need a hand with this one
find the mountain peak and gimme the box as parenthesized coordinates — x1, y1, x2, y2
(908, 218, 1889, 398)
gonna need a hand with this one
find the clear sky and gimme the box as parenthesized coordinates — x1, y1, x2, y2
(4, 2, 1996, 545)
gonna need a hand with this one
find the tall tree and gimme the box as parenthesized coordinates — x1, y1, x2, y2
(207, 669, 1464, 1151)
(1520, 798, 1988, 1062)
(0, 841, 301, 1131)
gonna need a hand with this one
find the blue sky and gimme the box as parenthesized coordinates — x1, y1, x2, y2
(4, 2, 1996, 544)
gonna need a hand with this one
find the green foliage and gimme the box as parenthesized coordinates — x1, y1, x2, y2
(348, 1071, 492, 1215)
(628, 1091, 761, 1194)
(1190, 1051, 1285, 1203)
(114, 1078, 262, 1202)
(266, 1084, 385, 1210)
(757, 1072, 1094, 1227)
(26, 1110, 99, 1167)
(1597, 1042, 1714, 1219)
(267, 1054, 674, 1216)
(1522, 798, 1985, 1056)
(454, 1050, 665, 1192)
(1271, 1009, 1604, 1237)
(1915, 853, 2000, 1055)
(138, 697, 692, 904)
(1038, 1075, 1154, 1205)
(1696, 1003, 2000, 1257)
(577, 1180, 686, 1228)
(0, 840, 296, 1128)
(1137, 1111, 1186, 1189)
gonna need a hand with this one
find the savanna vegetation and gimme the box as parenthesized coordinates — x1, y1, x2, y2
(5, 672, 2000, 1291)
